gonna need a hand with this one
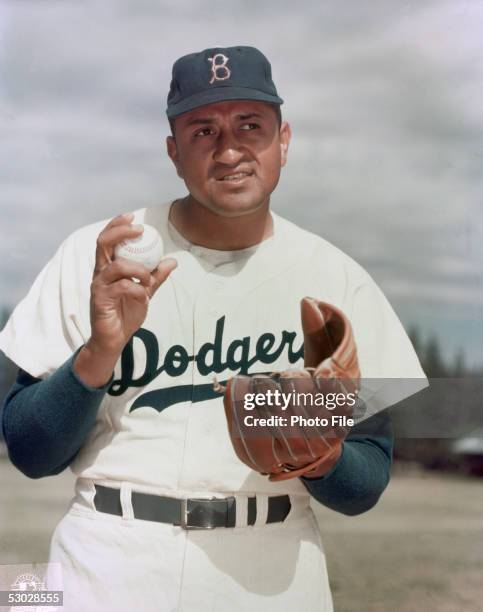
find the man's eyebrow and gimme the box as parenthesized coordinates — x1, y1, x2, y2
(184, 117, 216, 127)
(237, 113, 263, 120)
(183, 112, 264, 127)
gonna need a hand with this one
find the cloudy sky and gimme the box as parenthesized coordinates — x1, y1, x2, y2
(1, 0, 482, 366)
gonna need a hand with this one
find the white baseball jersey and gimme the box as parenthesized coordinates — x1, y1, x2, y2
(0, 201, 427, 612)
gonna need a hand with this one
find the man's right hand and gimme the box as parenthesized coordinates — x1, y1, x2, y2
(74, 213, 177, 388)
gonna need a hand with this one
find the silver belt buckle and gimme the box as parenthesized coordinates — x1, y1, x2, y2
(180, 497, 220, 530)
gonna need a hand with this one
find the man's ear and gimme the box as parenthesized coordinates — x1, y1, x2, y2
(279, 121, 291, 167)
(166, 135, 184, 179)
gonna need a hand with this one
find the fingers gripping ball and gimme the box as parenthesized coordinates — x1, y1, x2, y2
(114, 224, 164, 272)
(220, 297, 361, 481)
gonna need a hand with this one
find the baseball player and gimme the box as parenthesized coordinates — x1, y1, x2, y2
(0, 46, 427, 611)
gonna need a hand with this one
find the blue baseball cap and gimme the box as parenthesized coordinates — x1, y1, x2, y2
(166, 46, 283, 118)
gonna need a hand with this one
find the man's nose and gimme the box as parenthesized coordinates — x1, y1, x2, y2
(213, 130, 244, 165)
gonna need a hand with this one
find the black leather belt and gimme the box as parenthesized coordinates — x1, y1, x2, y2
(93, 485, 291, 530)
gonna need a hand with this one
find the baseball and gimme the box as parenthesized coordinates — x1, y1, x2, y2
(114, 223, 164, 272)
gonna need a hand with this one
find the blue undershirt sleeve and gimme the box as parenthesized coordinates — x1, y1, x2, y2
(300, 410, 393, 516)
(1, 348, 113, 479)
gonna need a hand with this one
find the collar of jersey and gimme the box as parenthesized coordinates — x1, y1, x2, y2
(165, 202, 279, 266)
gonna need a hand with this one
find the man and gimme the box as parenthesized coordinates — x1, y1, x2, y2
(0, 46, 426, 611)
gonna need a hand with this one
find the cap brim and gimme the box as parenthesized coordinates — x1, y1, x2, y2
(166, 86, 283, 118)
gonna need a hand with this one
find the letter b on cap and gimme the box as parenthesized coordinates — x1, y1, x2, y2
(208, 53, 231, 84)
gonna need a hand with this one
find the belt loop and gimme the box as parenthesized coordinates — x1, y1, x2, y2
(254, 494, 268, 526)
(235, 494, 248, 528)
(74, 478, 97, 510)
(120, 482, 134, 522)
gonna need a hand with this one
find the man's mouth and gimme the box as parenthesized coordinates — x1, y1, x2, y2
(217, 171, 253, 182)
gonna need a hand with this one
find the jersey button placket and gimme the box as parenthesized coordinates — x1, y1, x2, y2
(192, 275, 225, 386)
(208, 278, 224, 316)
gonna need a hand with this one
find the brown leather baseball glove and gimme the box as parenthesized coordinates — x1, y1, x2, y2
(220, 297, 361, 481)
